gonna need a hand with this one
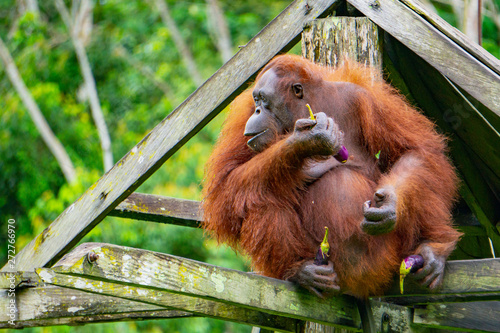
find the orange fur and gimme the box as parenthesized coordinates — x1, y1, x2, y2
(202, 55, 461, 298)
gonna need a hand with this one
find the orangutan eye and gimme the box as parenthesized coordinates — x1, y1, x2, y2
(292, 83, 303, 98)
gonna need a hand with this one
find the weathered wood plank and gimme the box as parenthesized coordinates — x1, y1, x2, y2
(347, 0, 500, 116)
(0, 271, 39, 289)
(381, 259, 500, 304)
(382, 293, 500, 307)
(369, 301, 417, 333)
(414, 301, 500, 332)
(0, 285, 192, 329)
(109, 192, 202, 227)
(2, 0, 342, 273)
(399, 0, 500, 77)
(2, 311, 190, 329)
(37, 271, 301, 332)
(40, 243, 361, 330)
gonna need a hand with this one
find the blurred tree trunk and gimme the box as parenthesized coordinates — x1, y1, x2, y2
(55, 0, 114, 172)
(72, 0, 93, 46)
(450, 0, 465, 30)
(420, 0, 493, 45)
(464, 0, 482, 43)
(18, 0, 39, 14)
(205, 0, 233, 63)
(430, 0, 485, 44)
(0, 37, 76, 183)
(154, 0, 203, 86)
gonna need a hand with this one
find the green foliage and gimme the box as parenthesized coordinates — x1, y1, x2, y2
(483, 15, 500, 58)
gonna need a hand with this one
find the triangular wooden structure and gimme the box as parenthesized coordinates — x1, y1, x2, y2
(2, 0, 499, 331)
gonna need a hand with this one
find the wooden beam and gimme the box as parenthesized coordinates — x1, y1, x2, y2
(399, 0, 500, 77)
(302, 17, 382, 72)
(0, 285, 193, 329)
(414, 301, 500, 332)
(36, 272, 301, 332)
(301, 16, 382, 333)
(347, 0, 500, 117)
(371, 300, 500, 332)
(381, 258, 500, 304)
(38, 243, 361, 330)
(369, 301, 415, 333)
(0, 272, 39, 289)
(109, 192, 202, 227)
(2, 0, 342, 273)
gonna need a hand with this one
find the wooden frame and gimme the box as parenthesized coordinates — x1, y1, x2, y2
(2, 0, 500, 331)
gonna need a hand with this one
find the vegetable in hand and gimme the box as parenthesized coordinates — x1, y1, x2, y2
(399, 254, 424, 294)
(314, 227, 330, 266)
(306, 104, 348, 163)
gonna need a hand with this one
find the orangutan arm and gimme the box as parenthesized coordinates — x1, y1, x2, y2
(361, 150, 461, 289)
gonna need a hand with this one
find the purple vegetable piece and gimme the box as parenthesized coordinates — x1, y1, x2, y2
(399, 254, 425, 294)
(403, 255, 425, 273)
(335, 145, 349, 163)
(306, 104, 348, 164)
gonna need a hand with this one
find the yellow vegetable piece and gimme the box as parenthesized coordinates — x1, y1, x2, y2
(306, 104, 315, 121)
(399, 260, 412, 294)
(320, 227, 330, 259)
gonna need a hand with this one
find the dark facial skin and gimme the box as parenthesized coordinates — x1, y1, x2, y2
(244, 69, 295, 152)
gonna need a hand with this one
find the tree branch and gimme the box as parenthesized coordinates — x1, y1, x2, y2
(54, 0, 114, 172)
(205, 0, 233, 63)
(464, 0, 481, 43)
(0, 36, 76, 183)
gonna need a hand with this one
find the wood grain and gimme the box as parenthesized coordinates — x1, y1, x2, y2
(400, 0, 500, 77)
(302, 17, 382, 73)
(36, 271, 300, 332)
(0, 285, 192, 329)
(348, 0, 500, 116)
(382, 258, 500, 303)
(109, 192, 202, 227)
(414, 301, 500, 332)
(43, 242, 361, 330)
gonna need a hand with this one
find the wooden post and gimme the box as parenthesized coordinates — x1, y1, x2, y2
(301, 16, 383, 333)
(302, 17, 382, 73)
